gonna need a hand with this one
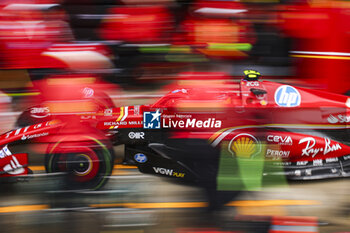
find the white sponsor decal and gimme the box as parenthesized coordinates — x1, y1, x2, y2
(162, 114, 192, 119)
(162, 118, 221, 128)
(134, 105, 140, 115)
(21, 132, 49, 140)
(30, 107, 50, 118)
(267, 135, 293, 145)
(273, 161, 292, 166)
(128, 121, 142, 125)
(82, 87, 94, 98)
(104, 121, 142, 126)
(104, 121, 127, 126)
(152, 167, 185, 178)
(266, 149, 290, 159)
(104, 109, 113, 116)
(175, 114, 192, 119)
(326, 157, 338, 163)
(4, 124, 45, 139)
(313, 159, 323, 166)
(15, 128, 21, 135)
(33, 123, 43, 129)
(128, 132, 145, 139)
(5, 131, 12, 139)
(327, 115, 338, 124)
(0, 145, 12, 159)
(296, 161, 308, 166)
(3, 156, 24, 175)
(81, 115, 96, 120)
(305, 169, 312, 176)
(327, 114, 350, 124)
(162, 115, 175, 119)
(246, 81, 260, 87)
(298, 137, 342, 158)
(153, 167, 173, 175)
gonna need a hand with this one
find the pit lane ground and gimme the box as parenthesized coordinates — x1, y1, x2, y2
(1, 164, 350, 233)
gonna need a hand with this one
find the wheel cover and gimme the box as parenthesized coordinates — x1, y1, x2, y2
(56, 147, 100, 183)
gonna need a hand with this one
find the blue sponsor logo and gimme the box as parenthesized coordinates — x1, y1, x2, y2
(274, 85, 301, 107)
(143, 110, 161, 129)
(134, 153, 147, 163)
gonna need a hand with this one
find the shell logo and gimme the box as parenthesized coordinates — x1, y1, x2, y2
(228, 133, 261, 158)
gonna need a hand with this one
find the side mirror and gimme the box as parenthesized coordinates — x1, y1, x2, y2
(250, 88, 267, 95)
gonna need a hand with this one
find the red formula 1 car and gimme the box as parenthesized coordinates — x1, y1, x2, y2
(1, 71, 350, 198)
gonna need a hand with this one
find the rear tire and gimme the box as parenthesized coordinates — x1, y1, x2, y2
(45, 137, 114, 190)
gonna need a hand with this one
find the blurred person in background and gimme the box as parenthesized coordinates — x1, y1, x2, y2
(176, 0, 256, 61)
(162, 0, 257, 79)
(0, 3, 73, 111)
(100, 0, 174, 44)
(0, 3, 73, 71)
(99, 0, 177, 86)
(278, 0, 350, 94)
(0, 2, 117, 112)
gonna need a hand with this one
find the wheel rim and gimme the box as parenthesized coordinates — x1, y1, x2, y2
(47, 137, 113, 190)
(72, 154, 93, 176)
(57, 149, 100, 183)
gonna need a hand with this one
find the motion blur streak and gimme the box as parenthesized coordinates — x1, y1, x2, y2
(0, 199, 318, 213)
(0, 205, 49, 213)
(0, 0, 350, 232)
(89, 200, 320, 209)
(291, 55, 350, 60)
(28, 165, 137, 171)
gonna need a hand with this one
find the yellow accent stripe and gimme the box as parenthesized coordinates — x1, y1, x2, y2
(116, 107, 124, 122)
(124, 202, 207, 209)
(89, 199, 320, 209)
(237, 206, 286, 216)
(29, 165, 137, 171)
(209, 123, 350, 144)
(0, 200, 320, 213)
(47, 77, 96, 85)
(0, 92, 40, 97)
(209, 127, 231, 142)
(111, 170, 130, 175)
(227, 200, 320, 207)
(291, 54, 350, 60)
(115, 165, 137, 169)
(0, 205, 49, 213)
(29, 166, 44, 171)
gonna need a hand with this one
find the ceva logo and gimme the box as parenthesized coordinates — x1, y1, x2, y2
(143, 110, 161, 129)
(274, 85, 301, 107)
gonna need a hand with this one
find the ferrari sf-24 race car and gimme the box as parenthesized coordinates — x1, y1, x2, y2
(1, 70, 350, 193)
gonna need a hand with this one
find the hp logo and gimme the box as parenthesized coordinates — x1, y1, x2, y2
(274, 85, 301, 107)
